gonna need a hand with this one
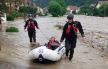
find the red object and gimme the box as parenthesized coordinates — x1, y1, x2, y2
(48, 42, 52, 49)
(48, 37, 55, 49)
(66, 25, 71, 35)
(28, 21, 35, 29)
(73, 24, 78, 32)
(66, 24, 78, 35)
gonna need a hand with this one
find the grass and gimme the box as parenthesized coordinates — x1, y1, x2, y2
(6, 26, 19, 32)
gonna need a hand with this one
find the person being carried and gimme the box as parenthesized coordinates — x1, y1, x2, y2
(47, 37, 60, 50)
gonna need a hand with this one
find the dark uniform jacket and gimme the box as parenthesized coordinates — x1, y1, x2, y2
(61, 21, 84, 41)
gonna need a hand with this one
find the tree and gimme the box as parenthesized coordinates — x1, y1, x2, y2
(34, 0, 49, 7)
(65, 0, 96, 7)
(19, 6, 37, 14)
(98, 4, 108, 17)
(92, 8, 99, 16)
(79, 6, 93, 15)
(14, 0, 22, 5)
(48, 1, 62, 17)
(53, 0, 66, 16)
(5, 0, 22, 13)
(0, 0, 8, 13)
(53, 0, 66, 7)
(48, 0, 66, 16)
(34, 0, 97, 7)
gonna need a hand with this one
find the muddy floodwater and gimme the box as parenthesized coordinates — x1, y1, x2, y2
(0, 15, 108, 69)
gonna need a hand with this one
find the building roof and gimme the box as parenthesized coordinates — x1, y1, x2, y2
(98, 1, 108, 5)
(95, 1, 108, 8)
(67, 6, 80, 11)
(23, 0, 29, 4)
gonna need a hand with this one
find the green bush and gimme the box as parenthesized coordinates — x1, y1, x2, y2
(48, 1, 63, 17)
(79, 4, 108, 17)
(92, 8, 99, 16)
(6, 27, 19, 32)
(19, 6, 37, 14)
(53, 0, 66, 16)
(16, 13, 24, 17)
(19, 6, 27, 13)
(79, 6, 93, 15)
(98, 4, 108, 17)
(7, 15, 14, 21)
(10, 11, 24, 17)
(60, 7, 66, 16)
(10, 11, 18, 18)
(7, 11, 24, 20)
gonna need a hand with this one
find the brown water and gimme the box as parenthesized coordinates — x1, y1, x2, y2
(0, 16, 108, 69)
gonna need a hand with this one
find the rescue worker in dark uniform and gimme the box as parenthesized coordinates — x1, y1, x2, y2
(60, 14, 85, 61)
(24, 14, 39, 44)
(0, 15, 2, 31)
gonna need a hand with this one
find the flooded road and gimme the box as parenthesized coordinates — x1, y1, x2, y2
(0, 15, 108, 69)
